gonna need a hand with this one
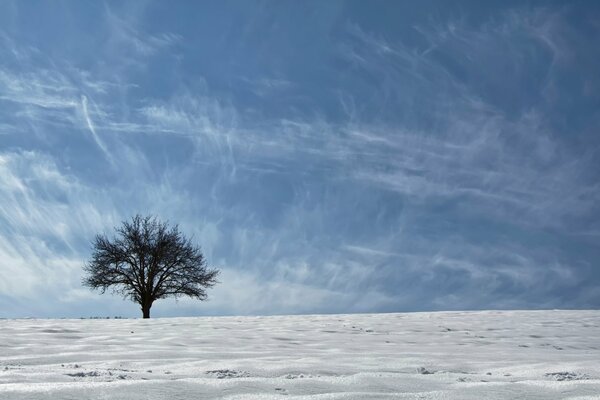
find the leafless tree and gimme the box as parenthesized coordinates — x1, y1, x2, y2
(83, 215, 219, 318)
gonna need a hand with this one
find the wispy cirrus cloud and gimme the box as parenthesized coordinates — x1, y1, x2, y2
(103, 3, 182, 57)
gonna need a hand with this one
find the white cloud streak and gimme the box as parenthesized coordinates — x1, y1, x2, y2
(80, 95, 114, 165)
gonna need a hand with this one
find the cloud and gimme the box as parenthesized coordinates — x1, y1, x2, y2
(333, 18, 598, 232)
(80, 95, 113, 164)
(0, 70, 77, 110)
(103, 4, 181, 57)
(0, 151, 118, 312)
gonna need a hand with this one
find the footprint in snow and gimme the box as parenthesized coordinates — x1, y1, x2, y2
(284, 373, 311, 379)
(66, 371, 101, 378)
(206, 369, 250, 379)
(545, 372, 590, 381)
(417, 367, 433, 375)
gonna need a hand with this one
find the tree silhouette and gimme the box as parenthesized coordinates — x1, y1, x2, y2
(83, 215, 219, 318)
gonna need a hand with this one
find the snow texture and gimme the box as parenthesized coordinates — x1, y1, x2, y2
(1, 310, 599, 399)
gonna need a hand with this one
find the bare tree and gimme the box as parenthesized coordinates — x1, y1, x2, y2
(83, 215, 219, 318)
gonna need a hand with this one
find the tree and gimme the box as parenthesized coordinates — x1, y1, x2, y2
(83, 215, 219, 318)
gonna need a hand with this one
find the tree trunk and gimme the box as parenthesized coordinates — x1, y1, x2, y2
(142, 303, 151, 319)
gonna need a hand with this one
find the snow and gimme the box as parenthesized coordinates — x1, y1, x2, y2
(1, 310, 599, 399)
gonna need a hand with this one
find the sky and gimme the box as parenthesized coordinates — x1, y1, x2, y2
(0, 1, 599, 318)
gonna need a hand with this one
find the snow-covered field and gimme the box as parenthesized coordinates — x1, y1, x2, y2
(1, 310, 599, 399)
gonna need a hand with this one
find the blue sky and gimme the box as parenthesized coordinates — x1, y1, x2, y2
(0, 1, 599, 318)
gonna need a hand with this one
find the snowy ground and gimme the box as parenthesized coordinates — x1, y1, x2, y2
(1, 310, 599, 399)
